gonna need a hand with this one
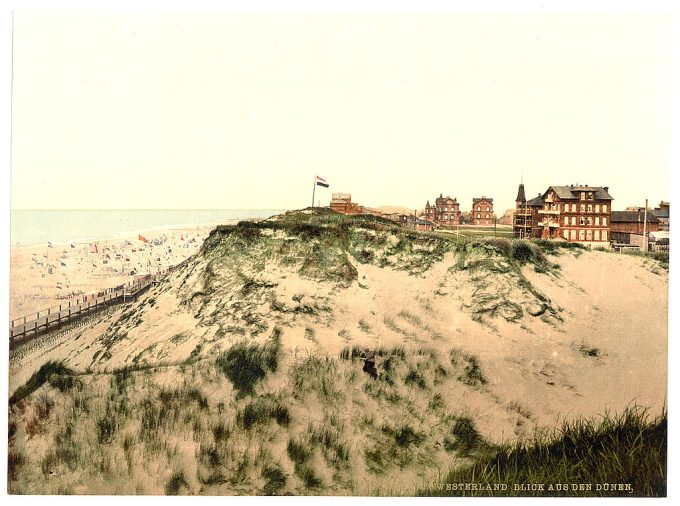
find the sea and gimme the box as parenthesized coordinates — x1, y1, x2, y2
(10, 209, 286, 247)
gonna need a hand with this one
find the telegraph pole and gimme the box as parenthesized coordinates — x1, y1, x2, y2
(642, 198, 648, 252)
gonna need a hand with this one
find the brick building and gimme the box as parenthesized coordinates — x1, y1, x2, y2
(471, 197, 494, 226)
(330, 193, 364, 215)
(611, 210, 661, 235)
(424, 194, 460, 227)
(538, 185, 613, 246)
(651, 201, 670, 230)
(513, 183, 544, 238)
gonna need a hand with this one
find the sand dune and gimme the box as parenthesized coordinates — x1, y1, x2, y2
(7, 211, 667, 495)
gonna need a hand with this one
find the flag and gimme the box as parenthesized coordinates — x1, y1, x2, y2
(138, 235, 149, 243)
(48, 241, 53, 248)
(315, 176, 329, 188)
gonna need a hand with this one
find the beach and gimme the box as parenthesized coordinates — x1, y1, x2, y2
(9, 226, 212, 322)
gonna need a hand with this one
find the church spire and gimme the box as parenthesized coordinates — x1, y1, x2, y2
(516, 182, 526, 203)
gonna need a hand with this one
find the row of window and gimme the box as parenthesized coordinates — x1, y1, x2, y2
(564, 229, 608, 241)
(564, 203, 608, 213)
(476, 213, 490, 219)
(564, 216, 608, 226)
(476, 206, 491, 212)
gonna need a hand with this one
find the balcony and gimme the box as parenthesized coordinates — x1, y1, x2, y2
(538, 209, 560, 215)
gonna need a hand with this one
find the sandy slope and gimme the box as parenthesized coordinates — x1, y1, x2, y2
(7, 220, 668, 495)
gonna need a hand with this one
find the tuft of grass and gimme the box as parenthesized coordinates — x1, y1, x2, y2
(287, 436, 323, 488)
(443, 416, 485, 455)
(262, 464, 287, 495)
(579, 344, 601, 358)
(450, 348, 487, 387)
(165, 470, 189, 495)
(382, 423, 425, 448)
(215, 333, 281, 396)
(420, 407, 666, 497)
(97, 414, 117, 444)
(287, 438, 312, 465)
(10, 361, 76, 405)
(238, 397, 290, 429)
(290, 356, 340, 403)
(404, 368, 427, 389)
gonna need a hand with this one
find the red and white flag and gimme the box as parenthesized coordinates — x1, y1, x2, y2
(315, 175, 329, 188)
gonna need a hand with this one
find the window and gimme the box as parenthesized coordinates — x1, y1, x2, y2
(595, 204, 600, 213)
(571, 217, 576, 225)
(588, 192, 594, 200)
(580, 204, 586, 212)
(570, 230, 576, 240)
(444, 207, 448, 211)
(486, 207, 490, 212)
(586, 230, 592, 240)
(603, 217, 607, 226)
(580, 217, 585, 226)
(477, 206, 481, 211)
(594, 230, 600, 241)
(563, 230, 569, 239)
(579, 230, 585, 240)
(564, 204, 569, 212)
(595, 217, 600, 226)
(477, 213, 481, 219)
(581, 193, 585, 200)
(485, 213, 489, 219)
(564, 216, 569, 225)
(587, 217, 592, 226)
(587, 204, 593, 213)
(572, 204, 576, 212)
(602, 230, 607, 241)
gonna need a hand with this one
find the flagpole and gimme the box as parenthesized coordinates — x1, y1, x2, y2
(312, 176, 316, 208)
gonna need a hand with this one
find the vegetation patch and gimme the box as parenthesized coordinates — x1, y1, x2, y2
(237, 396, 290, 429)
(420, 407, 666, 497)
(10, 361, 77, 405)
(216, 331, 281, 396)
(450, 348, 488, 387)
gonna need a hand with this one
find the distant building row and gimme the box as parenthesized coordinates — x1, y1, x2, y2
(423, 194, 495, 227)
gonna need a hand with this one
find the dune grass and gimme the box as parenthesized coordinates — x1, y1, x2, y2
(419, 407, 666, 497)
(215, 331, 281, 396)
(9, 361, 77, 405)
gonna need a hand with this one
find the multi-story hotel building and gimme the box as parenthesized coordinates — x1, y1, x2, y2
(513, 183, 544, 238)
(539, 185, 613, 246)
(424, 194, 460, 227)
(471, 197, 494, 225)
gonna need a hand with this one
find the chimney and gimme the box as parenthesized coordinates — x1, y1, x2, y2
(603, 186, 609, 192)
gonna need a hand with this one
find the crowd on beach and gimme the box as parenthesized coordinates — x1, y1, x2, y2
(10, 228, 211, 321)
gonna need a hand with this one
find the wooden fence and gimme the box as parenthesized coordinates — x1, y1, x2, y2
(8, 256, 194, 349)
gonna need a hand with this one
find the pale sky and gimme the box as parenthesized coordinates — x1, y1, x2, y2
(10, 10, 672, 212)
